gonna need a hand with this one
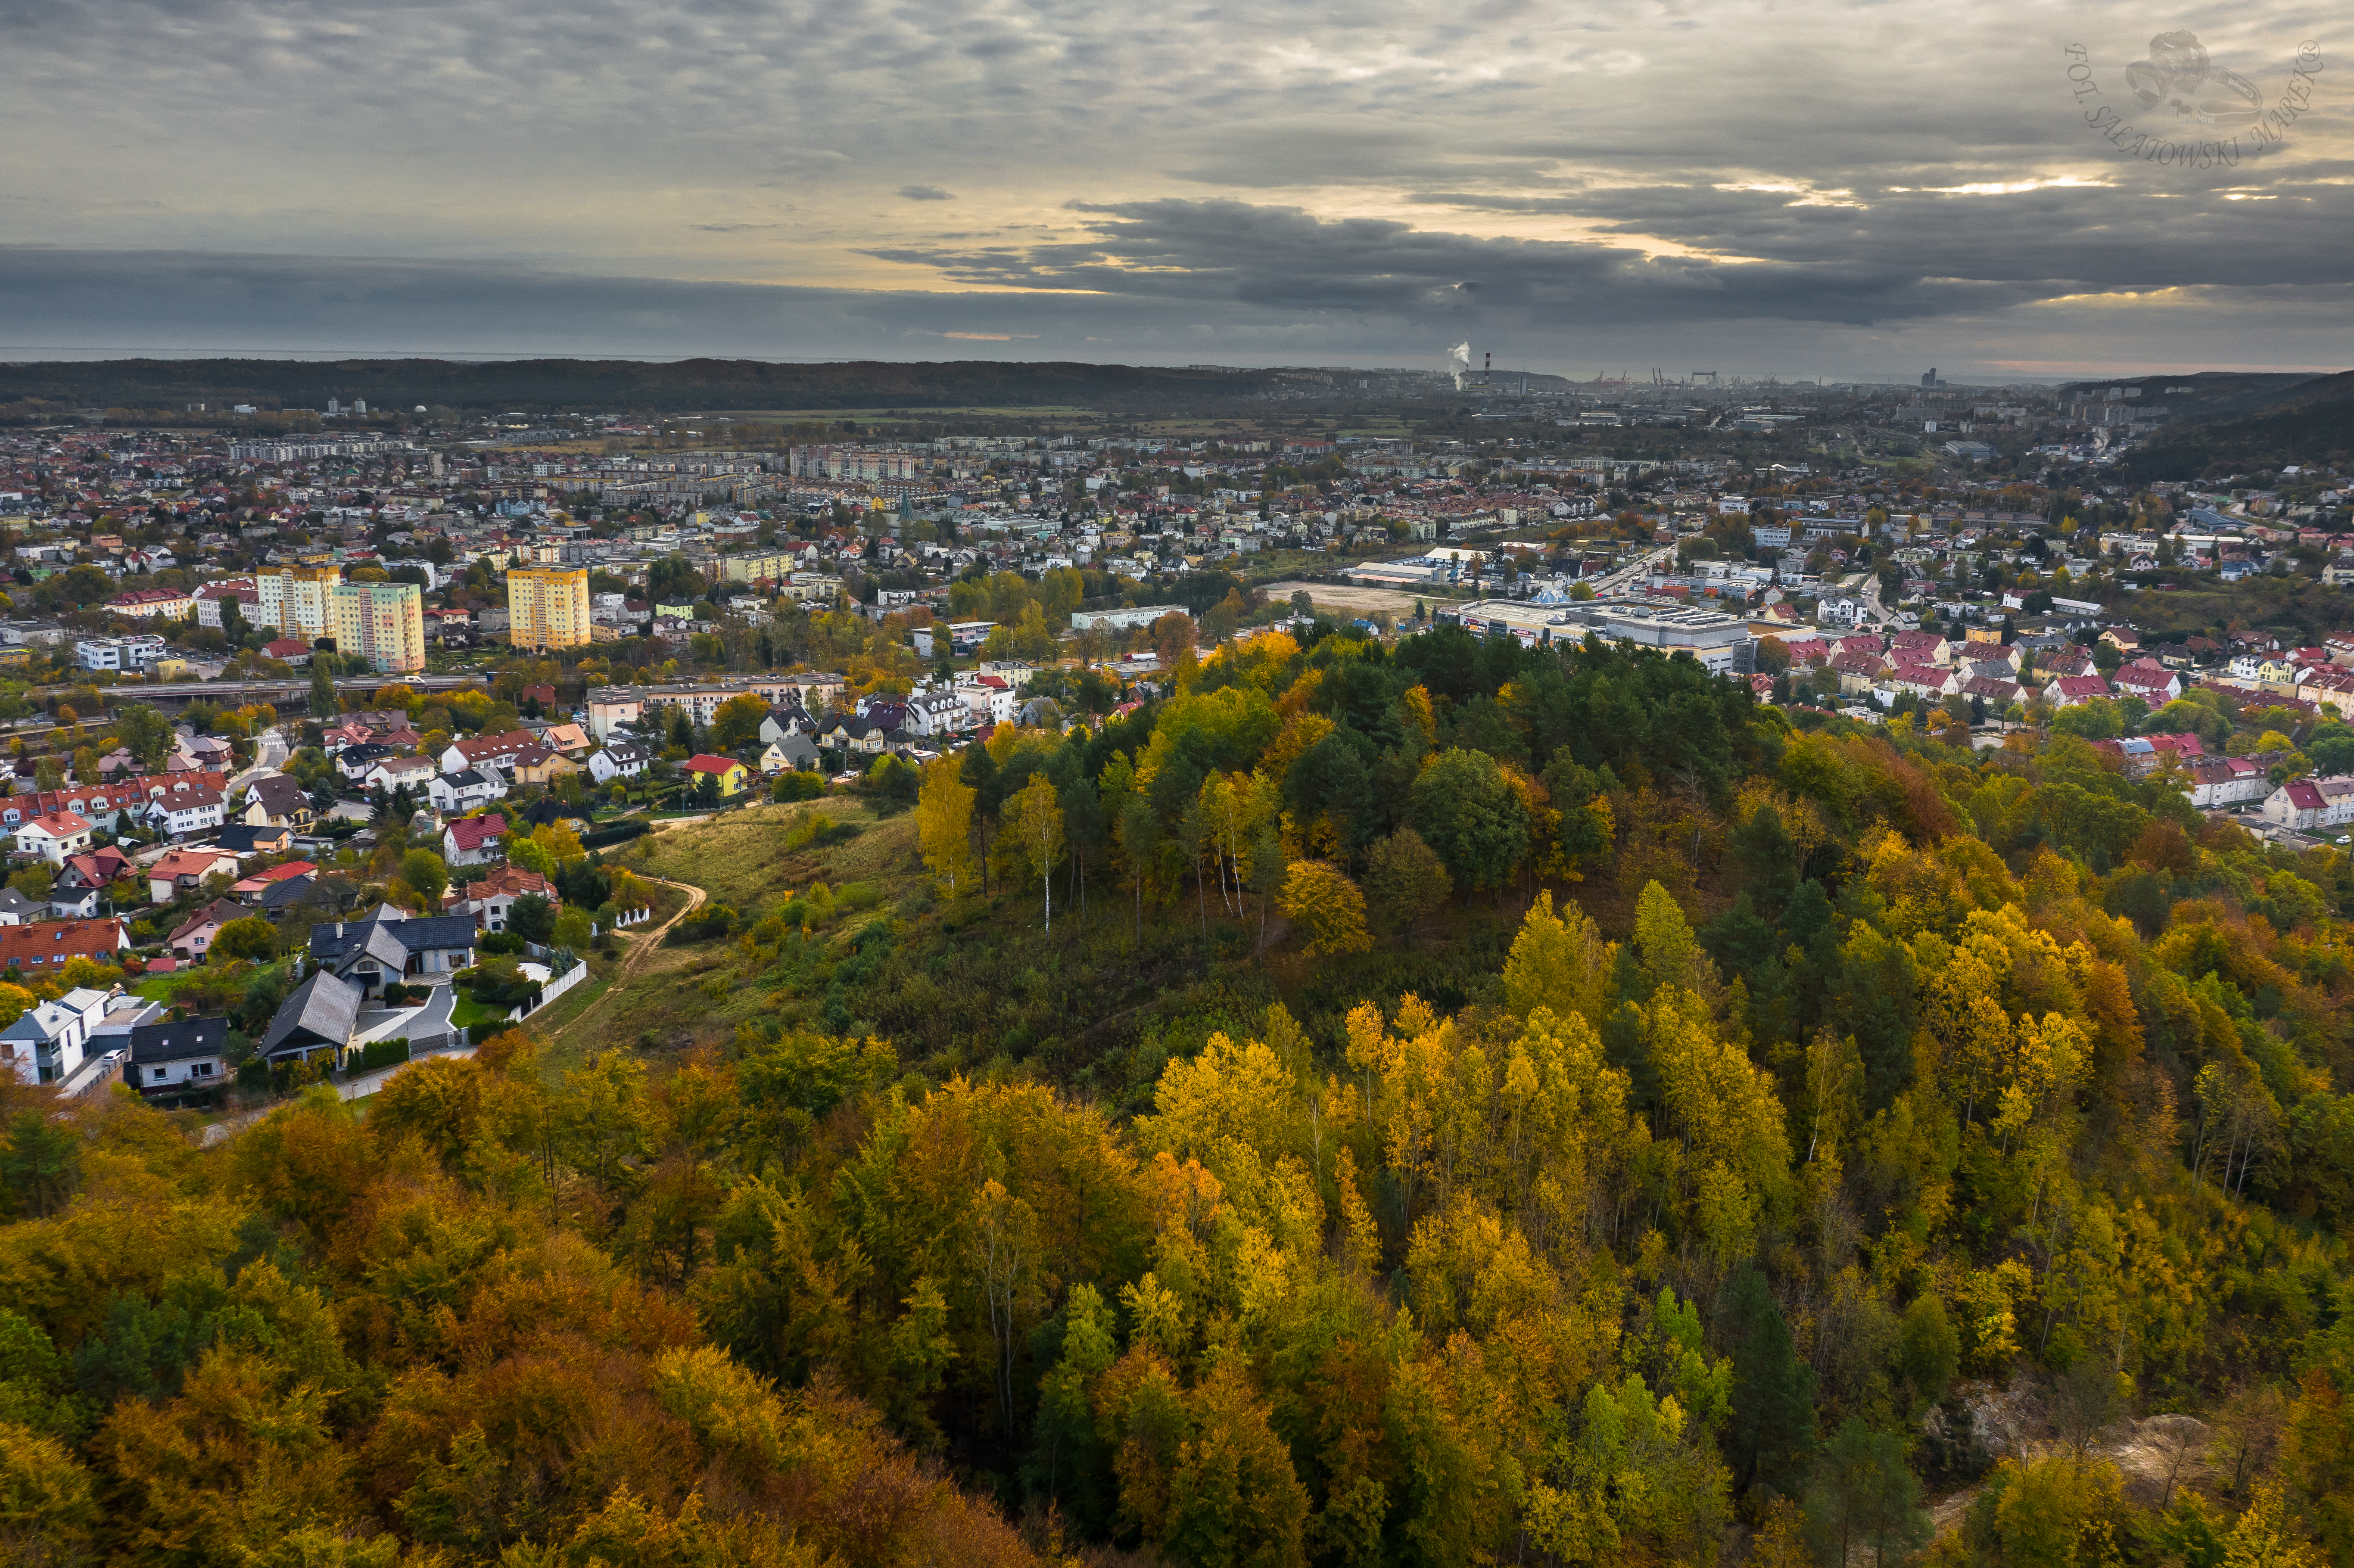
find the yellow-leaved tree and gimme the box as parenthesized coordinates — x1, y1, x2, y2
(1011, 772, 1064, 930)
(1279, 862, 1370, 955)
(915, 756, 976, 897)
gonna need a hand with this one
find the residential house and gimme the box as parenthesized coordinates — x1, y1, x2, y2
(335, 742, 401, 783)
(262, 637, 312, 666)
(148, 847, 244, 904)
(440, 729, 541, 775)
(586, 744, 648, 784)
(363, 756, 439, 796)
(2035, 647, 2095, 680)
(169, 897, 253, 961)
(1888, 630, 1952, 666)
(2186, 756, 2270, 809)
(143, 784, 227, 841)
(308, 905, 477, 995)
(50, 847, 132, 918)
(0, 785, 150, 836)
(760, 731, 820, 773)
(2261, 778, 2338, 832)
(905, 690, 969, 738)
(1886, 663, 1959, 700)
(0, 986, 113, 1087)
(240, 776, 316, 831)
(257, 969, 363, 1065)
(128, 1017, 229, 1096)
(682, 754, 750, 796)
(1830, 650, 1886, 696)
(428, 768, 506, 814)
(444, 813, 507, 867)
(0, 918, 129, 977)
(1775, 637, 1833, 667)
(757, 707, 818, 749)
(215, 822, 294, 858)
(508, 746, 580, 787)
(13, 812, 93, 865)
(539, 722, 593, 757)
(2111, 659, 2184, 706)
(2132, 732, 2205, 777)
(817, 714, 891, 756)
(1962, 675, 2021, 708)
(449, 866, 560, 933)
(2046, 675, 2113, 708)
(232, 861, 317, 905)
(0, 889, 43, 925)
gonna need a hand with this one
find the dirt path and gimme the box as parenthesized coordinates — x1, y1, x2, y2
(536, 876, 707, 1045)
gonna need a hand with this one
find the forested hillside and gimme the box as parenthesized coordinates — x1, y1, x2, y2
(6, 625, 2354, 1567)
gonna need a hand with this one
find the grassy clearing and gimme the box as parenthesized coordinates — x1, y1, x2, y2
(554, 796, 925, 1055)
(625, 797, 920, 915)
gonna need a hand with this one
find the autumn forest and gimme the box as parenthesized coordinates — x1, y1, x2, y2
(5, 622, 2354, 1568)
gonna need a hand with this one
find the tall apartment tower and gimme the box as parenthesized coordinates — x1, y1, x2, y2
(507, 566, 592, 650)
(257, 565, 342, 639)
(329, 581, 427, 673)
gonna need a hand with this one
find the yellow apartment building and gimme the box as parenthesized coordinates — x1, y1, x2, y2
(507, 566, 592, 650)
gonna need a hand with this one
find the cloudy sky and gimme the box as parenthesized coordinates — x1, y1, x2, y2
(0, 0, 2343, 378)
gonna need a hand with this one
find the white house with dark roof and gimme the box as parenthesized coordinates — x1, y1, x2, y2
(129, 1016, 228, 1095)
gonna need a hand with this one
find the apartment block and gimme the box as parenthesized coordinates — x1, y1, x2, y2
(507, 566, 592, 650)
(257, 565, 341, 639)
(329, 581, 427, 673)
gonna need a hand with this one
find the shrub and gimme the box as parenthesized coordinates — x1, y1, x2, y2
(356, 1036, 411, 1072)
(772, 771, 825, 803)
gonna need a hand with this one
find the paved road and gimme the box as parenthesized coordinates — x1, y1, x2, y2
(197, 1041, 479, 1146)
(338, 1043, 473, 1102)
(254, 727, 290, 769)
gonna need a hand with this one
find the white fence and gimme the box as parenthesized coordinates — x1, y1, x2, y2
(507, 957, 590, 1021)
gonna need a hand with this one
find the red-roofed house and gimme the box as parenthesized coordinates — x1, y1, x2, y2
(232, 861, 318, 902)
(2111, 660, 2183, 705)
(0, 918, 129, 975)
(13, 812, 92, 865)
(107, 586, 194, 620)
(2047, 675, 2112, 708)
(263, 638, 313, 666)
(2262, 778, 2332, 832)
(444, 813, 508, 867)
(2187, 756, 2270, 808)
(149, 847, 245, 905)
(682, 754, 750, 796)
(446, 866, 560, 933)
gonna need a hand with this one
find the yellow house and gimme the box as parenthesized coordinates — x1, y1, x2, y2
(682, 753, 749, 796)
(511, 747, 583, 787)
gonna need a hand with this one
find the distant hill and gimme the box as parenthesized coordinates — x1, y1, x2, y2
(2112, 369, 2354, 481)
(0, 357, 1326, 414)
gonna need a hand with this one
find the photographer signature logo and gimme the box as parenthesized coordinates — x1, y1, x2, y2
(2064, 31, 2322, 169)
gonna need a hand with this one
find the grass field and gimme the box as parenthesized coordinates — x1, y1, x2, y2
(534, 796, 925, 1057)
(626, 797, 919, 915)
